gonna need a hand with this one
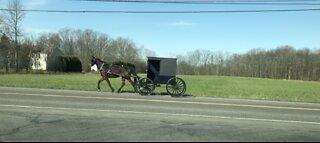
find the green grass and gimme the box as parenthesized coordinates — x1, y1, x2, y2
(181, 75, 320, 103)
(0, 73, 320, 103)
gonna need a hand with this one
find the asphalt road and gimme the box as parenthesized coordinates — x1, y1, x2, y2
(0, 87, 319, 141)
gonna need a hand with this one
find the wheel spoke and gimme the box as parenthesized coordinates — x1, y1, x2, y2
(166, 77, 186, 97)
(136, 78, 154, 95)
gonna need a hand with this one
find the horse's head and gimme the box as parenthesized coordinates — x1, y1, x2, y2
(91, 56, 105, 70)
(90, 56, 97, 66)
(90, 56, 96, 66)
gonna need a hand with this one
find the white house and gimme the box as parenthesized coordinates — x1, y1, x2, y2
(31, 53, 47, 70)
(31, 48, 64, 71)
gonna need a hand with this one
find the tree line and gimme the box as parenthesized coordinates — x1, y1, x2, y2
(0, 28, 154, 73)
(1, 0, 319, 82)
(177, 46, 320, 81)
(33, 28, 154, 72)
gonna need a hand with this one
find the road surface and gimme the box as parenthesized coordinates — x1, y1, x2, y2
(0, 87, 319, 141)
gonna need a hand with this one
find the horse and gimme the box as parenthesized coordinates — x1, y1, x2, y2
(90, 56, 139, 93)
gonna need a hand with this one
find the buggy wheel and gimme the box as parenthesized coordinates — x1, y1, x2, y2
(166, 77, 186, 97)
(136, 77, 155, 95)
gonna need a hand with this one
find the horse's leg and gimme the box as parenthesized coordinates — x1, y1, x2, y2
(117, 77, 126, 93)
(105, 77, 115, 92)
(97, 78, 104, 92)
(127, 78, 137, 92)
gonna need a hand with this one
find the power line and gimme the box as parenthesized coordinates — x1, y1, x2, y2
(2, 0, 320, 14)
(76, 0, 320, 5)
(1, 8, 320, 13)
(77, 0, 320, 2)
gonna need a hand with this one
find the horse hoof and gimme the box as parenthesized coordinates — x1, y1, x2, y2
(97, 89, 101, 92)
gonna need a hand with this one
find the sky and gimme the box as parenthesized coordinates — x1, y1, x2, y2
(1, 0, 320, 57)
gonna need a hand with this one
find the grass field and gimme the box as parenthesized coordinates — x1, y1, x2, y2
(0, 73, 320, 103)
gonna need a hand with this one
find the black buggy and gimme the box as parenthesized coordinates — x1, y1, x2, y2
(135, 57, 187, 97)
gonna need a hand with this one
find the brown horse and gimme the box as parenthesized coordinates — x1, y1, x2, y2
(90, 56, 139, 93)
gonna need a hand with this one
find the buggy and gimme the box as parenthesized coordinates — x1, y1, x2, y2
(135, 57, 187, 97)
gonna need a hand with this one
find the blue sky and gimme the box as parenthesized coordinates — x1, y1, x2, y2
(1, 0, 320, 57)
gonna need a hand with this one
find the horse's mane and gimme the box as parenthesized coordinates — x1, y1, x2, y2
(112, 61, 136, 70)
(95, 57, 135, 70)
(93, 57, 103, 63)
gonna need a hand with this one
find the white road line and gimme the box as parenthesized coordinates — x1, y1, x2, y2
(1, 104, 320, 126)
(1, 92, 320, 111)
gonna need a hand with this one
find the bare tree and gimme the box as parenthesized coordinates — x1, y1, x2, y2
(0, 34, 11, 72)
(110, 37, 139, 63)
(20, 38, 34, 72)
(0, 14, 4, 34)
(139, 46, 156, 60)
(4, 0, 25, 72)
(59, 28, 76, 56)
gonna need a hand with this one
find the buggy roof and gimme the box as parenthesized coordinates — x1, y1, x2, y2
(147, 57, 177, 61)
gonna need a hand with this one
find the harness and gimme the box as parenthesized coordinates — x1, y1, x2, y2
(100, 63, 120, 75)
(107, 64, 113, 74)
(99, 61, 129, 77)
(99, 62, 105, 71)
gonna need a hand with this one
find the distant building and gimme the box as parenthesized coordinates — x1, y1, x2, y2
(30, 48, 64, 71)
(47, 48, 64, 71)
(31, 53, 47, 70)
